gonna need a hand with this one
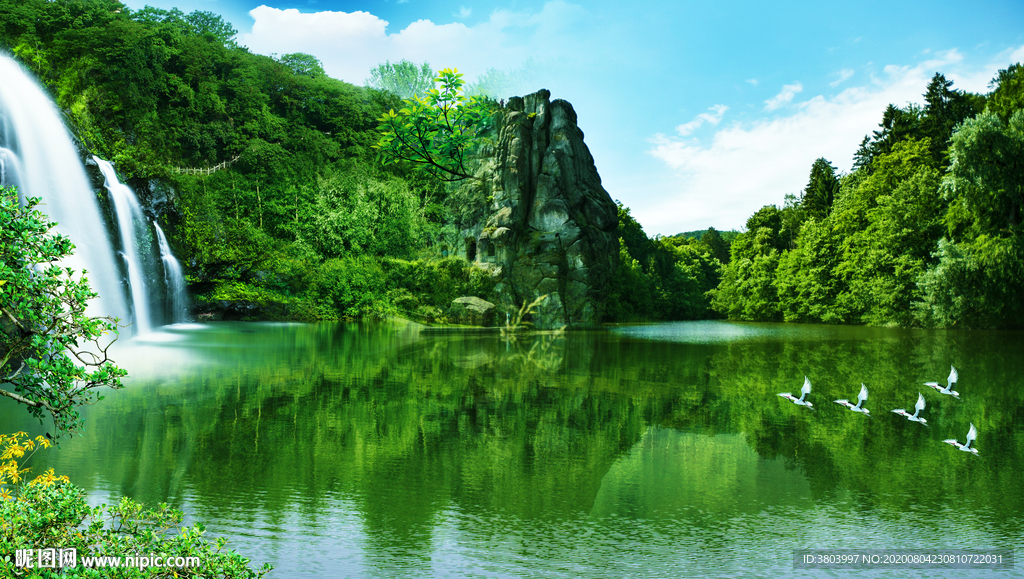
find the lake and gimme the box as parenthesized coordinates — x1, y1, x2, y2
(2, 320, 1021, 578)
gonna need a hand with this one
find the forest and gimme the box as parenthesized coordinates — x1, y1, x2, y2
(712, 68, 1024, 329)
(0, 0, 1021, 328)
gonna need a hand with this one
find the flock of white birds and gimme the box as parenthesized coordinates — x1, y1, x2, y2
(778, 366, 978, 455)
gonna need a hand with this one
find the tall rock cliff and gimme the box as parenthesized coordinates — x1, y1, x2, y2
(456, 90, 619, 329)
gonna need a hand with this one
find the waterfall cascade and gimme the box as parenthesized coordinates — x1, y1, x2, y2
(0, 55, 188, 334)
(93, 157, 155, 334)
(0, 55, 129, 325)
(153, 220, 189, 323)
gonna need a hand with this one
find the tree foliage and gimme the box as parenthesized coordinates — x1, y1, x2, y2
(373, 68, 495, 182)
(366, 59, 435, 99)
(278, 52, 325, 78)
(801, 158, 840, 220)
(986, 63, 1024, 122)
(1, 432, 272, 577)
(606, 204, 723, 322)
(944, 109, 1024, 237)
(713, 64, 1024, 329)
(0, 189, 126, 436)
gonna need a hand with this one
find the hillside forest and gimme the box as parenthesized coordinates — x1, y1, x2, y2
(0, 0, 1022, 328)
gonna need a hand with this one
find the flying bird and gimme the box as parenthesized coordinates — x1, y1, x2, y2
(779, 376, 813, 407)
(892, 392, 927, 423)
(925, 365, 959, 398)
(835, 383, 870, 414)
(943, 423, 979, 454)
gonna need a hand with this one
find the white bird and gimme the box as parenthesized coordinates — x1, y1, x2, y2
(835, 383, 870, 414)
(925, 365, 959, 398)
(943, 423, 979, 454)
(779, 376, 814, 407)
(892, 393, 927, 423)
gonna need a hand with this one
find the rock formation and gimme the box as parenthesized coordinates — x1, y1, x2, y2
(455, 90, 619, 329)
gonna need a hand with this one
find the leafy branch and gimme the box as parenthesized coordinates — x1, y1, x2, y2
(0, 188, 127, 437)
(373, 68, 495, 182)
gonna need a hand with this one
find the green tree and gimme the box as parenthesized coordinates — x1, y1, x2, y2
(930, 109, 1024, 328)
(837, 140, 944, 326)
(278, 52, 325, 78)
(374, 68, 494, 182)
(367, 59, 435, 99)
(913, 239, 982, 327)
(708, 213, 784, 321)
(185, 9, 238, 46)
(986, 63, 1024, 122)
(465, 62, 534, 99)
(853, 103, 924, 171)
(0, 189, 127, 436)
(801, 158, 840, 220)
(699, 227, 730, 263)
(776, 217, 848, 323)
(922, 73, 984, 167)
(944, 109, 1024, 237)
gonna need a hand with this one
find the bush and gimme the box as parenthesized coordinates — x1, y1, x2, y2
(379, 257, 497, 323)
(305, 256, 391, 320)
(1, 432, 271, 578)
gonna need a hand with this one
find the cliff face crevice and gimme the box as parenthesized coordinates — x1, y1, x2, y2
(459, 90, 619, 329)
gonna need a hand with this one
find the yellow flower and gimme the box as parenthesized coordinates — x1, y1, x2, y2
(33, 468, 63, 487)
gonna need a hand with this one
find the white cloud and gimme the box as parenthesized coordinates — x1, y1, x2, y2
(830, 68, 854, 87)
(674, 105, 728, 136)
(763, 82, 803, 111)
(643, 49, 1013, 234)
(456, 6, 471, 19)
(746, 78, 758, 86)
(237, 2, 587, 86)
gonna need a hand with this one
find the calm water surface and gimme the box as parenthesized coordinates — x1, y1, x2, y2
(2, 320, 1021, 578)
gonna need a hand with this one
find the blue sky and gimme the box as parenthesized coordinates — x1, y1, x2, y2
(120, 0, 1024, 235)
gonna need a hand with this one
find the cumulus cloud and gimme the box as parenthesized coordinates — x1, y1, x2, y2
(830, 68, 854, 87)
(643, 49, 1009, 233)
(237, 1, 588, 85)
(674, 105, 728, 136)
(456, 6, 472, 19)
(763, 82, 803, 111)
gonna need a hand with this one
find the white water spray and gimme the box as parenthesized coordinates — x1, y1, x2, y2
(0, 56, 130, 324)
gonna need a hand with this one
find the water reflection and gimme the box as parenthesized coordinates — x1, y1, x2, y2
(1, 320, 1021, 577)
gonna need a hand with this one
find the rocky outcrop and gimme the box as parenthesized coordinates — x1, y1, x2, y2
(456, 90, 619, 329)
(447, 296, 497, 326)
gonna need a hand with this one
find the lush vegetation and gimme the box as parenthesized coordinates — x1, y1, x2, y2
(0, 0, 726, 326)
(0, 0, 493, 323)
(0, 184, 266, 574)
(605, 204, 727, 322)
(374, 67, 496, 182)
(4, 0, 1017, 331)
(711, 68, 1024, 329)
(0, 188, 126, 437)
(1, 432, 271, 577)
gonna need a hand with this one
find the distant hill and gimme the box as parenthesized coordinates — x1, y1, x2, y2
(673, 228, 741, 243)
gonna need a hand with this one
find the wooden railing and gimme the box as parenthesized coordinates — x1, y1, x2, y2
(169, 155, 241, 176)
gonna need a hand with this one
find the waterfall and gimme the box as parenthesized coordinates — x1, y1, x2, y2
(1, 55, 190, 334)
(93, 157, 155, 334)
(153, 220, 189, 323)
(0, 56, 130, 325)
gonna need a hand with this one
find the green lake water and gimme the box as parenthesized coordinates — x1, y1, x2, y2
(2, 320, 1021, 578)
